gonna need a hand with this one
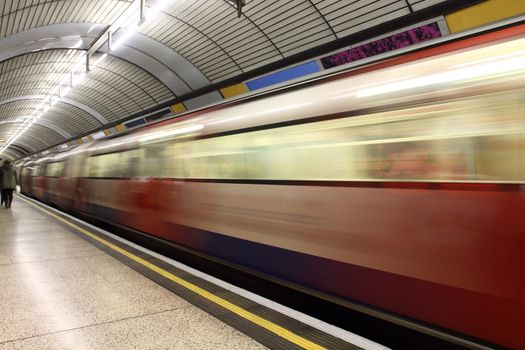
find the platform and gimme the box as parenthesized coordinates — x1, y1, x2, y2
(0, 196, 380, 350)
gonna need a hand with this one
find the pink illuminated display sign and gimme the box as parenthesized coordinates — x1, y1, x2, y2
(320, 22, 443, 69)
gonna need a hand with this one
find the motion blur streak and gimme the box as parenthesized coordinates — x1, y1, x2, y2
(18, 24, 525, 349)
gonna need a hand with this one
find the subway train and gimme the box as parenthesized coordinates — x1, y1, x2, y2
(18, 23, 525, 349)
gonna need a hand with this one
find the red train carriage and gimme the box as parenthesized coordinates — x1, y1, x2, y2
(20, 24, 525, 348)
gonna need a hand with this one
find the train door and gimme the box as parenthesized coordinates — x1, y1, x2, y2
(133, 141, 173, 236)
(19, 163, 33, 195)
(45, 161, 65, 204)
(71, 151, 89, 212)
(32, 163, 46, 199)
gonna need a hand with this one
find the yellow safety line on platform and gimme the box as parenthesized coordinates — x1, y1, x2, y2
(20, 196, 327, 350)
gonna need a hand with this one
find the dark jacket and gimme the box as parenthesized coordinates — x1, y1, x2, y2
(1, 165, 18, 189)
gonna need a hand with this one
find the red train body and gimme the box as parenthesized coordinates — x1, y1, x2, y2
(19, 24, 525, 348)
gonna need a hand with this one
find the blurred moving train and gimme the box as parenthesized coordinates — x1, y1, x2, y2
(18, 23, 525, 349)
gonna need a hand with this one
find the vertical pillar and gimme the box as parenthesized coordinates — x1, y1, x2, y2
(140, 0, 145, 22)
(108, 31, 112, 51)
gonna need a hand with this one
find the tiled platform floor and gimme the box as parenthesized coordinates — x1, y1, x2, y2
(0, 198, 266, 350)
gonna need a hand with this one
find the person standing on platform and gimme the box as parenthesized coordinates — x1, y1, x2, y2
(1, 160, 18, 209)
(0, 158, 4, 207)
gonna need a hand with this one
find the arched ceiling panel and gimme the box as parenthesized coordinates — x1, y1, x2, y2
(105, 30, 210, 90)
(66, 53, 174, 121)
(314, 0, 410, 38)
(0, 101, 71, 139)
(0, 95, 107, 124)
(10, 144, 32, 155)
(0, 80, 59, 100)
(64, 89, 120, 122)
(0, 123, 64, 148)
(41, 103, 102, 135)
(34, 119, 71, 139)
(139, 1, 277, 82)
(97, 55, 175, 103)
(137, 0, 445, 83)
(0, 49, 173, 141)
(0, 0, 457, 159)
(1, 149, 21, 160)
(4, 144, 27, 155)
(245, 0, 336, 57)
(0, 99, 45, 125)
(14, 134, 50, 151)
(0, 23, 107, 63)
(103, 43, 191, 96)
(0, 0, 132, 39)
(0, 49, 84, 99)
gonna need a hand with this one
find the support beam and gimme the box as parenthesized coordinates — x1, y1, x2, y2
(226, 0, 246, 18)
(86, 0, 142, 57)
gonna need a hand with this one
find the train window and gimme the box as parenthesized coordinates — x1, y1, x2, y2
(140, 142, 167, 177)
(88, 153, 122, 178)
(86, 157, 98, 177)
(120, 149, 140, 177)
(165, 142, 186, 178)
(46, 162, 65, 177)
(32, 164, 44, 176)
(473, 134, 525, 181)
(66, 156, 84, 177)
(85, 150, 140, 178)
(154, 88, 525, 182)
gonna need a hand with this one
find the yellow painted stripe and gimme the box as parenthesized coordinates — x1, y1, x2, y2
(103, 129, 112, 136)
(20, 197, 327, 350)
(446, 0, 525, 33)
(115, 124, 127, 132)
(170, 102, 187, 114)
(220, 82, 249, 99)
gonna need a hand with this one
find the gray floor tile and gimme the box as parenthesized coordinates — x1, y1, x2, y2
(0, 199, 266, 349)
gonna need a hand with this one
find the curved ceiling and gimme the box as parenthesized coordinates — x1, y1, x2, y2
(0, 0, 450, 160)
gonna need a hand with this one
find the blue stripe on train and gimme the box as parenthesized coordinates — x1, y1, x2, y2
(83, 202, 496, 329)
